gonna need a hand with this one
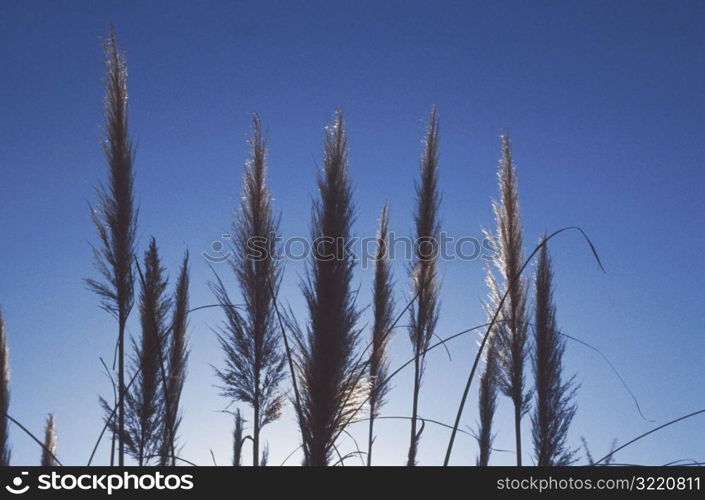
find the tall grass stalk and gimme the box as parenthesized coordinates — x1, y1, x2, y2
(367, 203, 394, 466)
(41, 414, 58, 467)
(407, 108, 441, 466)
(444, 226, 603, 465)
(475, 308, 498, 466)
(294, 112, 362, 466)
(213, 116, 286, 466)
(160, 253, 190, 465)
(127, 239, 170, 465)
(532, 237, 577, 465)
(486, 135, 530, 466)
(86, 29, 137, 466)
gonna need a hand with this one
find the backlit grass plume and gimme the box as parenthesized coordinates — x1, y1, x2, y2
(485, 135, 530, 466)
(213, 115, 286, 466)
(160, 252, 190, 466)
(407, 108, 441, 466)
(86, 29, 137, 466)
(0, 309, 9, 466)
(294, 112, 363, 466)
(532, 237, 577, 466)
(126, 238, 170, 465)
(475, 307, 498, 466)
(367, 203, 394, 466)
(41, 414, 58, 467)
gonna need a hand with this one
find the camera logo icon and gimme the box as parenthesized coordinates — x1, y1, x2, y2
(5, 471, 29, 495)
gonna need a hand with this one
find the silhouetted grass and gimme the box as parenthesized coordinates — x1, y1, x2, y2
(475, 322, 498, 466)
(407, 108, 441, 466)
(367, 203, 394, 466)
(86, 29, 137, 466)
(293, 113, 363, 466)
(160, 252, 190, 465)
(532, 237, 577, 465)
(486, 135, 530, 466)
(213, 116, 286, 466)
(5, 34, 678, 467)
(125, 239, 171, 466)
(445, 226, 604, 465)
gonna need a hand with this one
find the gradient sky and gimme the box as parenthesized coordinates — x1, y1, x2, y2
(1, 0, 704, 466)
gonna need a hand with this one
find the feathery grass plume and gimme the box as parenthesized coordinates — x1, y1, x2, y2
(475, 315, 498, 467)
(232, 409, 245, 466)
(406, 108, 441, 466)
(41, 414, 58, 467)
(366, 203, 394, 466)
(0, 309, 9, 466)
(294, 112, 363, 466)
(125, 239, 170, 465)
(85, 29, 137, 466)
(532, 238, 577, 466)
(475, 269, 508, 466)
(444, 226, 603, 466)
(212, 115, 286, 467)
(485, 134, 530, 466)
(159, 252, 190, 466)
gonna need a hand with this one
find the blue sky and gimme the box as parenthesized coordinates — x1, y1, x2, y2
(0, 0, 704, 466)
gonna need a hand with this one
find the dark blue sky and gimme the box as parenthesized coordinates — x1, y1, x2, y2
(1, 0, 704, 465)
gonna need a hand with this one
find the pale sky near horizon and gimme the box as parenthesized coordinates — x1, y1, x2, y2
(1, 0, 704, 466)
